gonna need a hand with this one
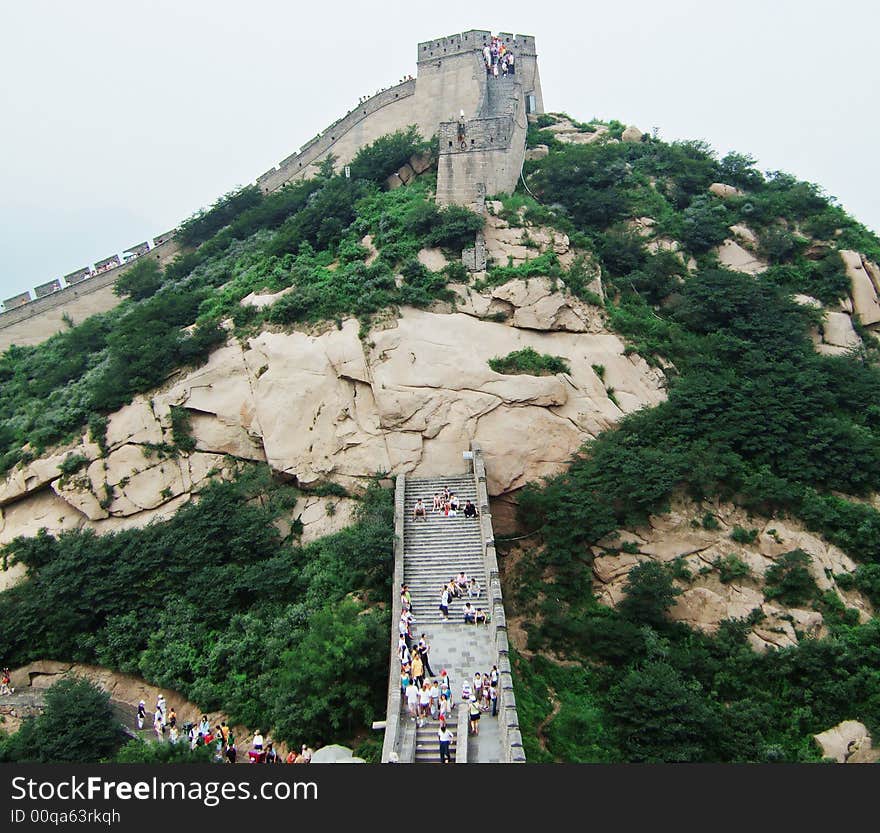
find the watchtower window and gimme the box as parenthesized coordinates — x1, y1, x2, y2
(525, 94, 537, 114)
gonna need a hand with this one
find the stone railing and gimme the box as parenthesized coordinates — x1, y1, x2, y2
(455, 700, 470, 763)
(381, 474, 407, 763)
(470, 440, 526, 762)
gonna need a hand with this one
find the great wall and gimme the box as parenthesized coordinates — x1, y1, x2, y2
(0, 29, 543, 351)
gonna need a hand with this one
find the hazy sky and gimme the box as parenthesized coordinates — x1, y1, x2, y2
(2, 0, 878, 300)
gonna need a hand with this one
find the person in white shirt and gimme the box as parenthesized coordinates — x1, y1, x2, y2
(252, 731, 264, 750)
(406, 681, 419, 718)
(438, 724, 455, 763)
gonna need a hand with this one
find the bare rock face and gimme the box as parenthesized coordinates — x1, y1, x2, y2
(591, 496, 871, 651)
(621, 125, 644, 143)
(813, 720, 879, 763)
(525, 145, 549, 161)
(240, 286, 295, 309)
(709, 182, 744, 199)
(840, 250, 880, 325)
(716, 239, 767, 275)
(820, 311, 860, 351)
(417, 248, 448, 272)
(0, 276, 667, 573)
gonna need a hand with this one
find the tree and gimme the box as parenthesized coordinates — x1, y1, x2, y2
(114, 259, 164, 301)
(607, 660, 718, 762)
(0, 677, 124, 763)
(270, 600, 388, 744)
(617, 562, 681, 627)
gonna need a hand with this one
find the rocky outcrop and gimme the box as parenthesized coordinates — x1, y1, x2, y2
(709, 183, 744, 199)
(813, 720, 880, 763)
(818, 311, 860, 354)
(483, 207, 577, 269)
(591, 497, 871, 651)
(621, 125, 644, 143)
(840, 249, 880, 326)
(716, 239, 767, 275)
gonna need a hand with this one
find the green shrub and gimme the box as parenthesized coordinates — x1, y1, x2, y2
(349, 126, 429, 184)
(730, 526, 758, 545)
(114, 258, 165, 301)
(58, 453, 89, 477)
(715, 553, 751, 584)
(489, 347, 570, 376)
(763, 549, 819, 606)
(170, 406, 197, 453)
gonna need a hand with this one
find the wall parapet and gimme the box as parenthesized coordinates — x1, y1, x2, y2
(257, 79, 417, 193)
(470, 440, 526, 763)
(417, 30, 537, 63)
(381, 474, 407, 763)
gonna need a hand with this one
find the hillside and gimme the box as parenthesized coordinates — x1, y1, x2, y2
(3, 115, 880, 762)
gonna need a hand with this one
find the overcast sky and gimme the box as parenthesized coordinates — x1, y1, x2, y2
(1, 0, 878, 300)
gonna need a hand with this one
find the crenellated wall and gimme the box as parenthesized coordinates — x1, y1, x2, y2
(0, 30, 540, 347)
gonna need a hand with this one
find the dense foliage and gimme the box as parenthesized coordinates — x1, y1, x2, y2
(505, 115, 880, 763)
(0, 466, 394, 747)
(0, 677, 125, 763)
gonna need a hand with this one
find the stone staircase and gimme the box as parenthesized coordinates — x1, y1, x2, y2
(414, 716, 458, 763)
(403, 476, 485, 626)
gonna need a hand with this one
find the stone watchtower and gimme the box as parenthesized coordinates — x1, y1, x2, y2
(427, 31, 543, 210)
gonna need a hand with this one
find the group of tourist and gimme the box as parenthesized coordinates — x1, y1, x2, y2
(0, 667, 13, 695)
(357, 76, 413, 105)
(412, 488, 479, 521)
(482, 37, 515, 78)
(438, 571, 488, 623)
(398, 583, 500, 762)
(136, 695, 313, 764)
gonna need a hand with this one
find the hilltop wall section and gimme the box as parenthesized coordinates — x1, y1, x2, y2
(0, 236, 181, 351)
(0, 29, 540, 349)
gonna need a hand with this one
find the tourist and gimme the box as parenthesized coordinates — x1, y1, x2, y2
(301, 744, 314, 763)
(490, 665, 499, 691)
(401, 583, 413, 613)
(153, 709, 165, 741)
(398, 635, 411, 667)
(432, 492, 442, 512)
(481, 674, 491, 710)
(418, 682, 431, 726)
(198, 714, 211, 738)
(440, 670, 453, 709)
(418, 633, 434, 677)
(473, 672, 483, 704)
(407, 677, 419, 718)
(413, 498, 427, 521)
(136, 700, 146, 731)
(0, 668, 12, 696)
(448, 577, 462, 599)
(430, 679, 441, 718)
(461, 680, 472, 703)
(286, 749, 297, 764)
(252, 730, 264, 751)
(463, 500, 478, 518)
(463, 602, 476, 624)
(438, 723, 454, 764)
(401, 665, 411, 699)
(411, 651, 424, 690)
(226, 740, 237, 764)
(265, 743, 278, 764)
(439, 585, 450, 620)
(439, 692, 449, 724)
(490, 681, 498, 717)
(468, 696, 481, 735)
(475, 607, 488, 625)
(507, 51, 515, 76)
(456, 571, 469, 592)
(468, 577, 480, 598)
(449, 493, 459, 511)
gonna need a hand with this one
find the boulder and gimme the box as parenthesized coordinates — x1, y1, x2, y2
(729, 223, 758, 247)
(716, 239, 767, 275)
(417, 248, 448, 272)
(813, 720, 873, 763)
(396, 163, 415, 185)
(792, 294, 822, 308)
(709, 183, 744, 199)
(240, 286, 295, 309)
(525, 145, 549, 161)
(621, 125, 644, 143)
(409, 152, 433, 175)
(840, 250, 880, 325)
(821, 312, 860, 349)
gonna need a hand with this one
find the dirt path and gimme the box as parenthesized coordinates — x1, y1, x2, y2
(535, 686, 561, 755)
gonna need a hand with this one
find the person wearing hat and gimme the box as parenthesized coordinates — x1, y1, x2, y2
(136, 701, 146, 731)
